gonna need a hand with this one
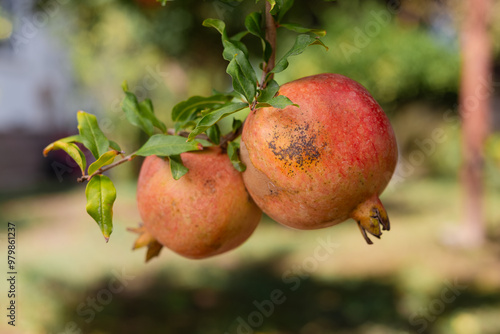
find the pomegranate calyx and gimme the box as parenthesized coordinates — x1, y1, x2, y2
(351, 195, 390, 245)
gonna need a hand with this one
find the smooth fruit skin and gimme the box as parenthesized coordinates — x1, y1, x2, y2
(241, 73, 398, 243)
(137, 147, 262, 259)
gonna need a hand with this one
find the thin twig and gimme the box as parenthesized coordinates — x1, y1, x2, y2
(78, 153, 136, 182)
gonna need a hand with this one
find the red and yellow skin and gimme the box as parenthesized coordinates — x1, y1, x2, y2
(137, 147, 262, 259)
(241, 73, 398, 244)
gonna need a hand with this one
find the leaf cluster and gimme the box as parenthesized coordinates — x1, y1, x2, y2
(42, 0, 327, 242)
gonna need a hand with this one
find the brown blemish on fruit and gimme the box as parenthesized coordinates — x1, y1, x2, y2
(267, 123, 321, 175)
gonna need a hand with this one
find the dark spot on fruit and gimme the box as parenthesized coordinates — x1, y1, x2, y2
(204, 179, 216, 194)
(267, 123, 321, 174)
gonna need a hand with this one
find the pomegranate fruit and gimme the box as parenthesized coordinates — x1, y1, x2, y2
(136, 147, 262, 259)
(240, 73, 398, 244)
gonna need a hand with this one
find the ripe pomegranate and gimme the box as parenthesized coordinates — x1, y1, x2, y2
(136, 147, 262, 259)
(240, 73, 398, 244)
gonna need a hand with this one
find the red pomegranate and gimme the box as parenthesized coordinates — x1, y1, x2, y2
(137, 147, 262, 258)
(240, 73, 398, 244)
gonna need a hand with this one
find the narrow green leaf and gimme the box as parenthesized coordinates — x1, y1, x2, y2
(279, 23, 326, 36)
(171, 95, 233, 122)
(227, 141, 246, 172)
(44, 141, 87, 175)
(85, 175, 116, 242)
(77, 111, 110, 159)
(188, 103, 248, 141)
(169, 155, 189, 180)
(267, 0, 277, 12)
(135, 134, 203, 157)
(88, 150, 119, 176)
(139, 98, 167, 133)
(256, 95, 297, 109)
(121, 92, 154, 136)
(257, 79, 280, 102)
(226, 52, 257, 103)
(272, 34, 328, 74)
(206, 124, 221, 145)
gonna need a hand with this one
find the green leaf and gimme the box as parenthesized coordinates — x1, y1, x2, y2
(109, 140, 122, 152)
(43, 135, 82, 156)
(245, 12, 272, 62)
(276, 0, 294, 22)
(188, 102, 248, 141)
(232, 118, 243, 133)
(279, 23, 326, 36)
(227, 141, 246, 172)
(202, 18, 227, 38)
(245, 12, 264, 39)
(172, 95, 233, 122)
(226, 52, 257, 103)
(135, 134, 203, 157)
(257, 79, 280, 102)
(85, 175, 116, 242)
(169, 155, 189, 180)
(272, 34, 328, 74)
(77, 111, 110, 159)
(139, 98, 167, 133)
(121, 92, 154, 136)
(206, 124, 221, 145)
(88, 150, 119, 176)
(256, 95, 297, 109)
(231, 31, 250, 41)
(43, 141, 87, 175)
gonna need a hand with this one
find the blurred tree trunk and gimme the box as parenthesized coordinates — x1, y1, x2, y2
(459, 0, 493, 246)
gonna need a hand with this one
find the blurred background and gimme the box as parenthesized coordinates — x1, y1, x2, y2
(1, 0, 500, 333)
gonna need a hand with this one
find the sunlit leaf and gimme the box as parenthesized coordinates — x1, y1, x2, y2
(77, 111, 110, 159)
(43, 141, 87, 175)
(188, 103, 248, 141)
(169, 155, 189, 180)
(135, 134, 203, 157)
(88, 150, 119, 176)
(85, 175, 116, 242)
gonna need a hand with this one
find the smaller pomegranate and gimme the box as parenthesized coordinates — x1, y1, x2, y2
(241, 73, 398, 244)
(136, 147, 262, 259)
